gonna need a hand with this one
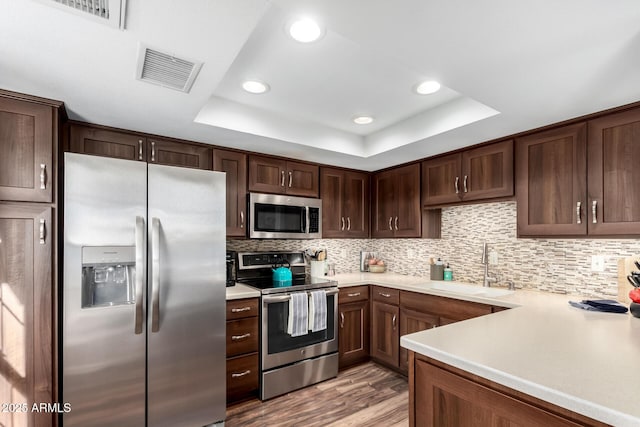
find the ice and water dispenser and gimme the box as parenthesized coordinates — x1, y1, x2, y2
(81, 246, 136, 308)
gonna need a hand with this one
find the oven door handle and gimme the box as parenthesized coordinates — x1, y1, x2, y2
(262, 288, 339, 303)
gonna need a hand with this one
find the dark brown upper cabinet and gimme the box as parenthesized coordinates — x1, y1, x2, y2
(214, 149, 247, 237)
(587, 108, 640, 235)
(516, 123, 587, 236)
(372, 163, 421, 238)
(422, 140, 513, 207)
(248, 155, 319, 198)
(147, 137, 212, 170)
(320, 167, 369, 238)
(69, 124, 212, 170)
(0, 96, 55, 203)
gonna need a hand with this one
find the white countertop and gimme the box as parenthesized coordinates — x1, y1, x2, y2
(225, 283, 261, 300)
(333, 272, 640, 426)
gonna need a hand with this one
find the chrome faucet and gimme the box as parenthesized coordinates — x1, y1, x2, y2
(481, 242, 497, 287)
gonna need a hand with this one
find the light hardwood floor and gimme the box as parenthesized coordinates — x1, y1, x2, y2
(226, 362, 409, 427)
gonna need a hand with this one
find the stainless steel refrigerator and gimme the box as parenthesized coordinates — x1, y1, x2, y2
(63, 153, 226, 427)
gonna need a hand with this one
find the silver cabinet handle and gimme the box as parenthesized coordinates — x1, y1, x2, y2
(288, 171, 292, 188)
(392, 314, 397, 330)
(592, 200, 597, 224)
(240, 211, 244, 228)
(455, 176, 460, 194)
(39, 218, 46, 244)
(281, 170, 285, 186)
(231, 370, 251, 378)
(151, 217, 160, 332)
(138, 140, 143, 160)
(347, 217, 351, 231)
(40, 164, 47, 190)
(379, 292, 391, 298)
(463, 175, 468, 193)
(151, 141, 156, 162)
(231, 333, 251, 341)
(134, 216, 145, 334)
(341, 217, 345, 231)
(388, 217, 393, 231)
(340, 312, 344, 328)
(394, 216, 398, 231)
(347, 292, 361, 297)
(231, 306, 251, 313)
(576, 202, 582, 224)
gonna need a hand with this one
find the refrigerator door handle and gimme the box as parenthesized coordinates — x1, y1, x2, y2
(151, 217, 161, 332)
(134, 216, 145, 334)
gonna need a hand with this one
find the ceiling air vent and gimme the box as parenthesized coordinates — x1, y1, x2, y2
(136, 45, 203, 93)
(37, 0, 127, 29)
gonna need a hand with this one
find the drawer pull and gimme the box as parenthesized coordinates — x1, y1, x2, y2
(40, 164, 47, 189)
(231, 307, 252, 313)
(379, 292, 391, 298)
(340, 312, 344, 328)
(231, 370, 251, 378)
(39, 219, 46, 245)
(392, 314, 397, 330)
(231, 333, 251, 341)
(347, 292, 361, 297)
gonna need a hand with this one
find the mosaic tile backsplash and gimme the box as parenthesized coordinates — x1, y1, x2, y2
(228, 201, 640, 297)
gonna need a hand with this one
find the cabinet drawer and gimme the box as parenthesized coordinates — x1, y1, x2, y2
(226, 298, 259, 320)
(226, 318, 259, 357)
(339, 285, 369, 303)
(371, 286, 399, 305)
(227, 353, 259, 403)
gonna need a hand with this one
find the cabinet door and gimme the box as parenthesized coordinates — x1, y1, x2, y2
(343, 171, 369, 238)
(69, 124, 146, 162)
(320, 168, 345, 238)
(286, 161, 319, 197)
(394, 163, 421, 237)
(414, 358, 589, 427)
(516, 123, 587, 236)
(338, 300, 370, 369)
(462, 140, 514, 201)
(214, 149, 247, 237)
(422, 153, 461, 206)
(147, 138, 212, 170)
(0, 97, 53, 202)
(588, 108, 640, 235)
(371, 170, 396, 238)
(0, 205, 53, 427)
(399, 308, 438, 374)
(370, 301, 399, 368)
(248, 155, 287, 194)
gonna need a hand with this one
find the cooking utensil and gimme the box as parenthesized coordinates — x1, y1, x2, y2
(635, 260, 640, 270)
(628, 275, 640, 288)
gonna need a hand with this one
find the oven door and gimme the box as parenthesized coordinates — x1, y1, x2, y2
(261, 288, 338, 371)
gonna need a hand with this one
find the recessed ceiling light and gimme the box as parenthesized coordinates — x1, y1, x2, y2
(288, 18, 323, 43)
(415, 80, 441, 95)
(353, 116, 374, 125)
(242, 80, 270, 94)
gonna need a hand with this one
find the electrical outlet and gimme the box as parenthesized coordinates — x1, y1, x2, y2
(591, 255, 605, 272)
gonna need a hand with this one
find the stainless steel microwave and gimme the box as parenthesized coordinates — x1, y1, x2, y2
(248, 193, 322, 239)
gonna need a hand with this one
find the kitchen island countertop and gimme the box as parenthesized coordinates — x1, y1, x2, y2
(333, 272, 640, 426)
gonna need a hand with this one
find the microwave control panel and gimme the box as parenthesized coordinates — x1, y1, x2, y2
(309, 207, 320, 233)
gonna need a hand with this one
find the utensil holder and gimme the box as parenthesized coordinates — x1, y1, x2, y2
(430, 264, 444, 280)
(310, 260, 326, 278)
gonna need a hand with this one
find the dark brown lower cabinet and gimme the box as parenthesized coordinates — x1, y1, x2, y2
(0, 204, 54, 427)
(410, 354, 608, 427)
(226, 298, 259, 404)
(370, 301, 399, 368)
(399, 308, 437, 373)
(338, 300, 369, 369)
(226, 353, 259, 404)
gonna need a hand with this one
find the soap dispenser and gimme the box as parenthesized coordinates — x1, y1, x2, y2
(443, 263, 453, 281)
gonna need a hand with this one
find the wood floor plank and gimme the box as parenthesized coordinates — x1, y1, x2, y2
(226, 362, 408, 427)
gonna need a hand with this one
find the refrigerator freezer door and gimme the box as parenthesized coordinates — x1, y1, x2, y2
(147, 164, 226, 426)
(63, 153, 147, 427)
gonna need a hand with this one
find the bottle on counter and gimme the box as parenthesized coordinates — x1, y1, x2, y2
(443, 263, 453, 281)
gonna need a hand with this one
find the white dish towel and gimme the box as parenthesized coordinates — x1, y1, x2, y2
(308, 290, 327, 332)
(287, 292, 309, 337)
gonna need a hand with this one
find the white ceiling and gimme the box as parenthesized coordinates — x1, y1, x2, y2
(2, 0, 640, 171)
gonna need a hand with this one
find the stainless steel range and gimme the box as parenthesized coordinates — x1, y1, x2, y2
(235, 251, 339, 400)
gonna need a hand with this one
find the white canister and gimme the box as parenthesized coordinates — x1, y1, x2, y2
(310, 260, 326, 278)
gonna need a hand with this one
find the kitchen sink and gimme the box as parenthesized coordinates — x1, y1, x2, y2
(427, 282, 514, 298)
